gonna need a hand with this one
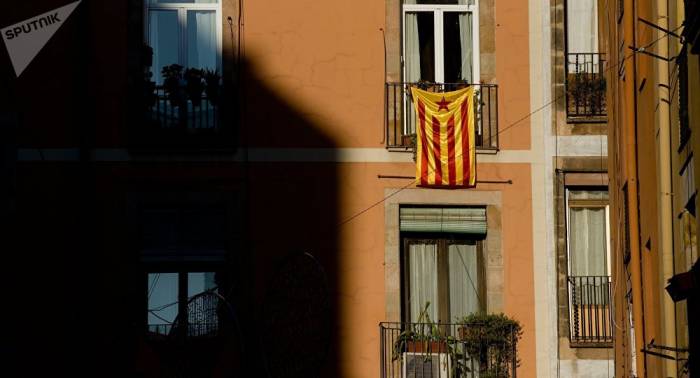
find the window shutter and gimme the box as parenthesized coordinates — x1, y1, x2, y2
(400, 207, 487, 234)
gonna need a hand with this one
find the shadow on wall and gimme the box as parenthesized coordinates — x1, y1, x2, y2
(235, 57, 342, 378)
(0, 2, 342, 377)
(119, 61, 343, 377)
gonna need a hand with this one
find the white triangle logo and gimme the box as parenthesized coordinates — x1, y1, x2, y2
(1, 1, 81, 77)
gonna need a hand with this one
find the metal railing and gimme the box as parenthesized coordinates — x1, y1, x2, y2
(567, 275, 613, 345)
(385, 82, 499, 151)
(565, 53, 607, 118)
(147, 289, 223, 340)
(146, 85, 220, 130)
(380, 322, 518, 378)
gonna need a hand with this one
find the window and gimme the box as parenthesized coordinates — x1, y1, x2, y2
(566, 0, 598, 56)
(566, 189, 610, 278)
(403, 0, 479, 84)
(403, 238, 484, 324)
(137, 200, 229, 338)
(145, 0, 221, 84)
(147, 271, 220, 336)
(565, 0, 606, 118)
(565, 188, 613, 344)
(399, 207, 486, 324)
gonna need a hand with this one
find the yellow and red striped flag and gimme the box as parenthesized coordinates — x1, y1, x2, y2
(411, 86, 476, 188)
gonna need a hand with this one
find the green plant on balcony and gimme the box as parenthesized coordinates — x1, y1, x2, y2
(162, 64, 185, 107)
(391, 303, 471, 377)
(203, 69, 221, 105)
(567, 71, 606, 115)
(184, 68, 205, 106)
(457, 313, 523, 378)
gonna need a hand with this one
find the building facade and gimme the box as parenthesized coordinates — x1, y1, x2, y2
(0, 0, 623, 377)
(602, 0, 699, 377)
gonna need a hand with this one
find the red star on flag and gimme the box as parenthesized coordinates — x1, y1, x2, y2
(436, 96, 451, 111)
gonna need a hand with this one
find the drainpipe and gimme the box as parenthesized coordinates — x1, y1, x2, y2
(626, 0, 646, 376)
(655, 0, 677, 374)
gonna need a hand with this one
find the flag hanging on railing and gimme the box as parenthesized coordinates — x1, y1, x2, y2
(411, 86, 476, 188)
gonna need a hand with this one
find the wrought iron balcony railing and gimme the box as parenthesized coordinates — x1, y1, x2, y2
(147, 85, 221, 130)
(567, 275, 613, 345)
(380, 322, 518, 378)
(565, 53, 607, 119)
(385, 82, 499, 151)
(132, 83, 234, 149)
(147, 288, 224, 340)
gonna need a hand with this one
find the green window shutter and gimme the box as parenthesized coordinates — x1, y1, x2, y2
(400, 207, 487, 234)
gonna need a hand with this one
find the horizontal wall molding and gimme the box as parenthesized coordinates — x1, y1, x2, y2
(16, 148, 543, 163)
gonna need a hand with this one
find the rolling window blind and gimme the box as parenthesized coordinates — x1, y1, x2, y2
(400, 207, 486, 234)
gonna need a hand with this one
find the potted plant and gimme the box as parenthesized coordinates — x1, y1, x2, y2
(392, 303, 470, 377)
(162, 64, 185, 107)
(457, 313, 523, 378)
(203, 69, 221, 105)
(184, 68, 205, 106)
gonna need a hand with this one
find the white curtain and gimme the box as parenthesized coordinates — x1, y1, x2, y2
(448, 243, 480, 321)
(567, 0, 598, 53)
(458, 12, 473, 82)
(187, 10, 217, 70)
(149, 10, 179, 84)
(409, 243, 438, 322)
(569, 206, 607, 276)
(405, 12, 421, 83)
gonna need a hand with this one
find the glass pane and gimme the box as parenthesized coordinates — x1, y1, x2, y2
(443, 12, 472, 83)
(448, 243, 480, 321)
(187, 272, 217, 298)
(408, 243, 438, 322)
(187, 272, 219, 336)
(569, 207, 608, 276)
(405, 12, 435, 82)
(567, 0, 598, 53)
(147, 273, 179, 335)
(148, 10, 179, 85)
(569, 190, 608, 200)
(187, 10, 218, 70)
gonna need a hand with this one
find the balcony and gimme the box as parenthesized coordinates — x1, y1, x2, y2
(385, 82, 499, 152)
(131, 82, 235, 150)
(567, 275, 613, 346)
(565, 53, 607, 120)
(380, 321, 518, 378)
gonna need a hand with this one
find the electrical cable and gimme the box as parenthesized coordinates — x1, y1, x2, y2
(336, 24, 683, 230)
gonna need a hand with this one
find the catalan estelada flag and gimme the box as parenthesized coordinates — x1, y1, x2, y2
(411, 86, 476, 188)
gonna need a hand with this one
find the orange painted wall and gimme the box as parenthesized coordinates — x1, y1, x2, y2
(238, 0, 537, 376)
(241, 0, 531, 150)
(242, 161, 535, 377)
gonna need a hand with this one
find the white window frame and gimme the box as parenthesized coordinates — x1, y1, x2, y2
(144, 0, 223, 75)
(402, 2, 480, 84)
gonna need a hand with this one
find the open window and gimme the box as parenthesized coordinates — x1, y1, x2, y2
(386, 1, 498, 150)
(403, 0, 479, 85)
